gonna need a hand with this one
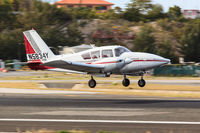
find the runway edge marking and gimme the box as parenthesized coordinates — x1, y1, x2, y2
(1, 119, 200, 125)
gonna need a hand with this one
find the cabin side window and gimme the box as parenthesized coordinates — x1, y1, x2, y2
(91, 51, 100, 59)
(102, 49, 113, 58)
(81, 53, 91, 60)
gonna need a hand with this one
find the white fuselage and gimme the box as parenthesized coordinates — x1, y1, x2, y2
(48, 46, 170, 75)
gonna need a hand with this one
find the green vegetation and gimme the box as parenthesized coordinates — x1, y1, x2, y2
(168, 5, 182, 20)
(0, 0, 200, 63)
(179, 21, 200, 62)
(133, 25, 156, 54)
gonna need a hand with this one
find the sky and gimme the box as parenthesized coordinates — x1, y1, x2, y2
(106, 0, 200, 12)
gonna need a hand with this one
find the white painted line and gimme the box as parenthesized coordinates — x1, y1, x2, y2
(1, 119, 200, 125)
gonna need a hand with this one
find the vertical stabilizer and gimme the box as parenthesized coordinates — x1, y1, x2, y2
(23, 30, 55, 63)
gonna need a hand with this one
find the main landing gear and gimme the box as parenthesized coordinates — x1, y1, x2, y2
(122, 75, 130, 87)
(122, 74, 146, 87)
(88, 76, 96, 88)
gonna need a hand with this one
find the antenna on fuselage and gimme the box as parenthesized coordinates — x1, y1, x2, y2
(90, 44, 96, 49)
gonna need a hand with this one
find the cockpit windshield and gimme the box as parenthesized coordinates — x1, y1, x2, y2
(115, 47, 131, 57)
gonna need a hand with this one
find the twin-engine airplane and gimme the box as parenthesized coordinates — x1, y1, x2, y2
(23, 30, 170, 88)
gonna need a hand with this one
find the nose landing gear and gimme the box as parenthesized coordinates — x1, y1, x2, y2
(88, 76, 96, 88)
(138, 74, 146, 87)
(138, 79, 146, 87)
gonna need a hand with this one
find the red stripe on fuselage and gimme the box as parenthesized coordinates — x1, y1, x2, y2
(93, 61, 118, 64)
(90, 60, 168, 65)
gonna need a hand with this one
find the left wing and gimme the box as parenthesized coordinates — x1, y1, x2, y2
(42, 60, 104, 73)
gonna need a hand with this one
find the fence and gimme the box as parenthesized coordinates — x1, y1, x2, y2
(153, 65, 200, 76)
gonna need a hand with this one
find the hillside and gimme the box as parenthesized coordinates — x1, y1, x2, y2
(0, 0, 200, 63)
(78, 19, 182, 62)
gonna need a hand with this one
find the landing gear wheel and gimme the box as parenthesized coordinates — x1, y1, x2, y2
(122, 78, 130, 87)
(88, 79, 96, 88)
(138, 79, 146, 87)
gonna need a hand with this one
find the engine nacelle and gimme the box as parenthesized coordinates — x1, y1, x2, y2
(103, 59, 125, 73)
(124, 58, 132, 64)
(93, 73, 111, 77)
(104, 63, 117, 72)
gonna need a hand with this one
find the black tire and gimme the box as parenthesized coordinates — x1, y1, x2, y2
(138, 79, 146, 87)
(88, 79, 96, 88)
(122, 78, 130, 87)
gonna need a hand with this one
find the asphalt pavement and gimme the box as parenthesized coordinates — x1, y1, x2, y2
(1, 71, 200, 86)
(1, 93, 200, 132)
(1, 71, 200, 132)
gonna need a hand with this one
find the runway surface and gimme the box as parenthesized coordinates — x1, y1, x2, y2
(1, 71, 200, 86)
(1, 93, 200, 132)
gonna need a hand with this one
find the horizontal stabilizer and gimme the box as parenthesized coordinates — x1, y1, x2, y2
(7, 62, 29, 65)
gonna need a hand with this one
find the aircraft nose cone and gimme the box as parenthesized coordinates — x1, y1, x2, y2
(166, 59, 171, 64)
(156, 55, 171, 65)
(164, 58, 171, 64)
(162, 58, 171, 64)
